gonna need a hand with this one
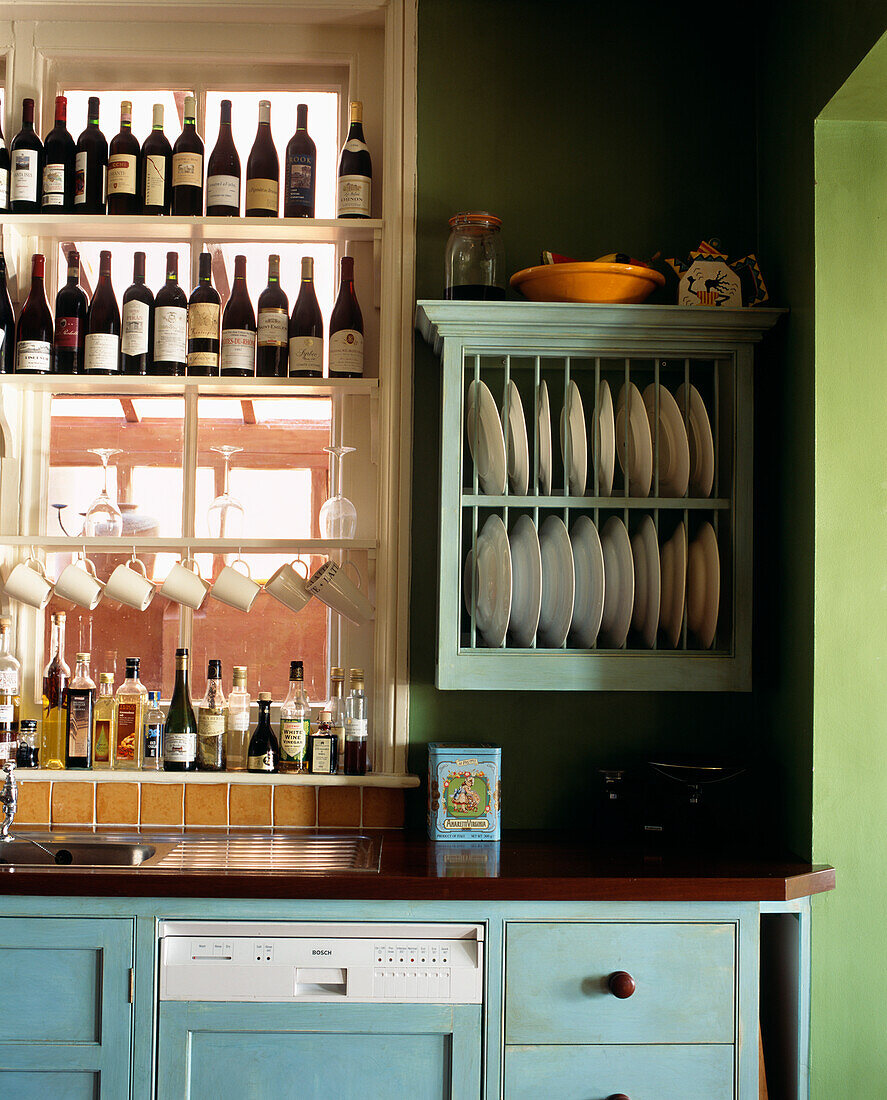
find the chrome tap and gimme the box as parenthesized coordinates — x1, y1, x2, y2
(0, 762, 17, 841)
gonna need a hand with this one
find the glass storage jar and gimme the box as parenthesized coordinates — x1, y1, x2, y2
(444, 212, 506, 300)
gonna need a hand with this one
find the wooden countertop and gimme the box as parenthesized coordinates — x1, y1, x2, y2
(0, 830, 835, 902)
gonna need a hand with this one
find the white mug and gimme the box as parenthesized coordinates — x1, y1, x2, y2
(307, 559, 374, 625)
(3, 556, 53, 609)
(264, 559, 313, 614)
(211, 558, 262, 613)
(105, 557, 155, 612)
(54, 556, 104, 610)
(159, 558, 209, 610)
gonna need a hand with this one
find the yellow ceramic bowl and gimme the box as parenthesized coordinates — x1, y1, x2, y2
(510, 261, 666, 304)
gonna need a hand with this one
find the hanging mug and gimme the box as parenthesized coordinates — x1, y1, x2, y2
(306, 559, 374, 626)
(263, 558, 313, 614)
(54, 554, 104, 611)
(105, 555, 155, 611)
(3, 555, 53, 609)
(212, 557, 262, 613)
(159, 558, 209, 610)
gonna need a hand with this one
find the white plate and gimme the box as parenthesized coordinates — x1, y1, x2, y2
(676, 382, 715, 497)
(594, 379, 616, 496)
(466, 379, 507, 495)
(501, 380, 529, 495)
(559, 380, 587, 495)
(643, 383, 690, 497)
(659, 521, 687, 648)
(537, 380, 552, 495)
(599, 515, 634, 648)
(570, 515, 605, 647)
(615, 382, 653, 496)
(462, 514, 511, 647)
(538, 515, 574, 648)
(508, 515, 542, 646)
(630, 514, 661, 648)
(687, 521, 720, 648)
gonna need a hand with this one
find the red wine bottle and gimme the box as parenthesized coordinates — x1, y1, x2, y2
(289, 256, 324, 377)
(0, 253, 15, 374)
(84, 250, 120, 375)
(328, 256, 363, 378)
(107, 100, 140, 215)
(220, 254, 256, 376)
(0, 115, 9, 212)
(245, 100, 279, 217)
(256, 254, 289, 377)
(121, 251, 154, 375)
(284, 103, 316, 218)
(336, 100, 372, 219)
(15, 254, 53, 374)
(206, 99, 240, 216)
(172, 96, 203, 216)
(53, 250, 87, 374)
(187, 252, 220, 376)
(10, 99, 44, 213)
(152, 251, 187, 376)
(141, 103, 172, 215)
(75, 96, 107, 214)
(42, 96, 76, 212)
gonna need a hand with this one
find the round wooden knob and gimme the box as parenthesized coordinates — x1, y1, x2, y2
(607, 1094, 631, 1100)
(607, 971, 636, 998)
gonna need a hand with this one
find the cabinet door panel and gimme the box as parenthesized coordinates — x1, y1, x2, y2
(0, 1071, 98, 1100)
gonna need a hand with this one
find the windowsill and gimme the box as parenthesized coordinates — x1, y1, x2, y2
(17, 769, 419, 788)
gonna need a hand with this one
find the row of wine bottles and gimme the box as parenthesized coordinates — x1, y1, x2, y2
(0, 95, 372, 219)
(0, 249, 364, 378)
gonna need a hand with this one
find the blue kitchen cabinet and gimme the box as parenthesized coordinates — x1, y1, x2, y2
(0, 916, 133, 1098)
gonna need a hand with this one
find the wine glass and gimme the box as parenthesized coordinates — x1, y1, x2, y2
(206, 445, 245, 539)
(84, 449, 123, 537)
(319, 445, 357, 539)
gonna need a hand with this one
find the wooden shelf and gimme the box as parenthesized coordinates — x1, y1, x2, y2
(20, 769, 419, 789)
(0, 374, 378, 397)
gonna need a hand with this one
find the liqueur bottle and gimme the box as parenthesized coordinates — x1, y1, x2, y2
(113, 656, 147, 770)
(336, 100, 372, 219)
(10, 98, 43, 213)
(142, 103, 172, 215)
(172, 96, 204, 215)
(328, 666, 346, 768)
(143, 689, 163, 771)
(187, 252, 220, 375)
(256, 254, 289, 377)
(84, 249, 121, 375)
(226, 665, 250, 772)
(92, 672, 115, 767)
(42, 95, 76, 212)
(247, 692, 278, 773)
(197, 659, 227, 771)
(15, 254, 53, 375)
(279, 660, 310, 773)
(152, 251, 188, 375)
(121, 251, 154, 375)
(107, 100, 140, 214)
(308, 711, 338, 775)
(344, 667, 368, 775)
(288, 256, 323, 377)
(0, 114, 9, 211)
(245, 100, 279, 217)
(75, 96, 108, 215)
(42, 611, 69, 770)
(206, 99, 240, 216)
(328, 256, 363, 378)
(163, 647, 198, 772)
(0, 618, 21, 767)
(53, 250, 88, 374)
(284, 103, 316, 218)
(65, 651, 96, 769)
(220, 254, 255, 376)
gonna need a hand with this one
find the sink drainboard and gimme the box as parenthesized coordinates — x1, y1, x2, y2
(151, 833, 381, 873)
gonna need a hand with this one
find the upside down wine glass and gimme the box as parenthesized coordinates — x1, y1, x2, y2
(84, 448, 123, 537)
(319, 445, 357, 539)
(206, 445, 245, 539)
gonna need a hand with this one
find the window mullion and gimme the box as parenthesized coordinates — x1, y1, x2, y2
(180, 386, 199, 651)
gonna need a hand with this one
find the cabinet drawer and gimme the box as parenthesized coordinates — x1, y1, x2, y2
(505, 921, 735, 1044)
(504, 1043, 734, 1099)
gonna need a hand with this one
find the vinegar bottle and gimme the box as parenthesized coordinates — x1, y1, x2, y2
(344, 667, 368, 775)
(65, 651, 96, 770)
(42, 611, 70, 770)
(226, 665, 251, 772)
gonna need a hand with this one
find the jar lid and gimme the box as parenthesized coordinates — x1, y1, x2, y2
(448, 211, 501, 229)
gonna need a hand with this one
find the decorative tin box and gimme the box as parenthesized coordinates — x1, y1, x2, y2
(428, 743, 501, 842)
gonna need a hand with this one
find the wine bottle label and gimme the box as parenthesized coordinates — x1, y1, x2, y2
(188, 351, 219, 369)
(329, 330, 364, 375)
(172, 152, 203, 188)
(228, 711, 250, 732)
(54, 316, 80, 349)
(188, 302, 220, 341)
(115, 702, 138, 761)
(286, 157, 313, 206)
(74, 150, 88, 204)
(279, 717, 309, 764)
(42, 163, 65, 205)
(206, 174, 239, 208)
(94, 718, 111, 762)
(0, 704, 14, 724)
(248, 750, 276, 772)
(102, 164, 107, 203)
(289, 335, 323, 369)
(221, 328, 256, 372)
(344, 138, 369, 154)
(67, 694, 92, 757)
(144, 154, 167, 207)
(154, 305, 187, 362)
(121, 299, 150, 356)
(198, 712, 226, 737)
(10, 149, 38, 203)
(107, 153, 137, 195)
(345, 717, 368, 740)
(165, 730, 197, 762)
(15, 340, 50, 373)
(246, 178, 278, 212)
(84, 331, 120, 372)
(0, 167, 8, 208)
(337, 174, 371, 217)
(310, 738, 334, 775)
(257, 309, 288, 347)
(0, 670, 18, 692)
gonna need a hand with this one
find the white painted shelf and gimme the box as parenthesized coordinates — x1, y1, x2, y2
(0, 375, 378, 396)
(0, 536, 377, 552)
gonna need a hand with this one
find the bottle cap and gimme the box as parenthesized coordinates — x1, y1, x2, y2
(20, 719, 37, 733)
(184, 95, 196, 117)
(301, 256, 314, 278)
(258, 691, 272, 702)
(349, 667, 364, 678)
(148, 690, 161, 704)
(290, 660, 303, 679)
(53, 611, 66, 622)
(208, 659, 222, 679)
(331, 666, 344, 679)
(321, 710, 332, 722)
(100, 672, 114, 684)
(0, 617, 9, 629)
(76, 651, 89, 662)
(121, 100, 132, 121)
(152, 103, 164, 126)
(126, 656, 140, 669)
(232, 665, 247, 687)
(175, 647, 188, 657)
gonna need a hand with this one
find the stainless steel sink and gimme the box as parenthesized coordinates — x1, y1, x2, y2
(0, 836, 159, 867)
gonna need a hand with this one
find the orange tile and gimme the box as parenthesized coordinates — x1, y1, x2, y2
(318, 786, 361, 827)
(51, 782, 95, 825)
(362, 788, 405, 828)
(15, 780, 51, 824)
(273, 785, 317, 827)
(229, 784, 272, 827)
(185, 784, 229, 827)
(140, 783, 184, 826)
(96, 783, 139, 825)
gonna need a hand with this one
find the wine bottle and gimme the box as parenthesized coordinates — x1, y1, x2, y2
(141, 103, 172, 215)
(172, 95, 204, 216)
(289, 256, 324, 377)
(247, 692, 278, 773)
(0, 253, 16, 375)
(107, 100, 140, 215)
(152, 250, 187, 376)
(42, 611, 69, 770)
(284, 102, 316, 218)
(15, 253, 53, 374)
(328, 256, 364, 378)
(65, 651, 95, 770)
(121, 251, 154, 375)
(163, 647, 198, 772)
(256, 254, 289, 377)
(10, 98, 44, 213)
(245, 100, 279, 217)
(220, 253, 255, 376)
(84, 249, 120, 374)
(41, 95, 76, 212)
(187, 252, 220, 376)
(0, 114, 9, 211)
(206, 99, 240, 216)
(75, 96, 108, 214)
(53, 250, 88, 374)
(337, 100, 372, 219)
(197, 659, 227, 771)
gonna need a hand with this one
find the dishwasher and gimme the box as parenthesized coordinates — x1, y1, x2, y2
(157, 920, 485, 1099)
